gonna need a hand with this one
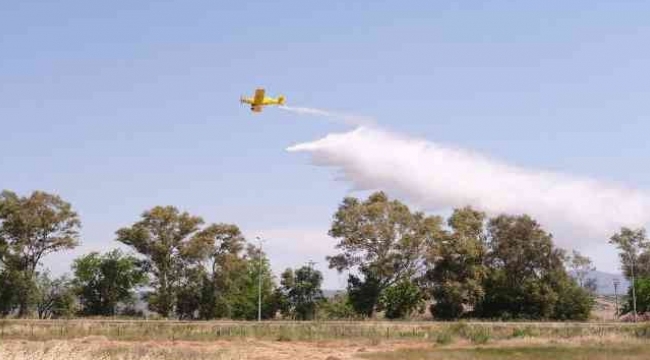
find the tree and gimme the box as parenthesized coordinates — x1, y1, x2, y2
(0, 190, 80, 316)
(198, 224, 247, 320)
(318, 294, 356, 320)
(346, 268, 382, 317)
(552, 277, 594, 321)
(476, 214, 583, 320)
(379, 280, 424, 319)
(426, 207, 487, 319)
(115, 206, 215, 318)
(280, 263, 324, 320)
(622, 277, 650, 315)
(72, 249, 147, 316)
(629, 252, 650, 279)
(175, 266, 205, 320)
(35, 272, 75, 319)
(228, 244, 278, 320)
(0, 269, 22, 316)
(566, 250, 597, 293)
(327, 192, 442, 316)
(609, 227, 649, 322)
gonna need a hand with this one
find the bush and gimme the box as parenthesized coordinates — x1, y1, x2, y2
(379, 281, 423, 319)
(511, 327, 536, 338)
(319, 294, 356, 320)
(435, 330, 453, 345)
(467, 327, 491, 344)
(553, 280, 594, 321)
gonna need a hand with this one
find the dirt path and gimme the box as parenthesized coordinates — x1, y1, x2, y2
(0, 337, 424, 360)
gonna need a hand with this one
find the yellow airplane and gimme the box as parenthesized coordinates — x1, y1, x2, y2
(240, 88, 286, 112)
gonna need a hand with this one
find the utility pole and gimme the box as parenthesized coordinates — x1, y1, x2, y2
(613, 278, 620, 319)
(308, 260, 317, 321)
(631, 257, 638, 323)
(256, 236, 265, 322)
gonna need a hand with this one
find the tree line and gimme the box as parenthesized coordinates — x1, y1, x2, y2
(0, 189, 644, 320)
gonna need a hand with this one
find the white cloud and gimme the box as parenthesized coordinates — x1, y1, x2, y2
(288, 126, 650, 249)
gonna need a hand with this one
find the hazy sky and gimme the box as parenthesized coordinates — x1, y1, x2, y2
(2, 1, 649, 288)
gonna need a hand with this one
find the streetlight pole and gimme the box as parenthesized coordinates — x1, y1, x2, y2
(256, 236, 264, 322)
(613, 278, 620, 319)
(308, 260, 317, 321)
(631, 257, 638, 323)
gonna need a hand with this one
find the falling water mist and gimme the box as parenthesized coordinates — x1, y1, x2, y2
(288, 126, 650, 246)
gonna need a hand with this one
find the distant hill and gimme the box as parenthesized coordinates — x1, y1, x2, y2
(582, 270, 630, 295)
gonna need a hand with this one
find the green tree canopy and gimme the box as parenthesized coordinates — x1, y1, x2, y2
(115, 206, 217, 317)
(327, 192, 442, 316)
(379, 280, 424, 319)
(35, 272, 75, 319)
(280, 263, 324, 320)
(426, 207, 487, 319)
(227, 244, 278, 320)
(609, 227, 650, 320)
(0, 190, 80, 316)
(72, 249, 147, 316)
(199, 224, 247, 320)
(476, 214, 591, 320)
(610, 227, 649, 280)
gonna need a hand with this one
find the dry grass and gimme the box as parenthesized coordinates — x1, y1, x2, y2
(1, 320, 649, 359)
(0, 338, 412, 360)
(2, 336, 649, 360)
(0, 319, 646, 342)
(361, 335, 650, 359)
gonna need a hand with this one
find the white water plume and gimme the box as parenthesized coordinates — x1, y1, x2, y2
(288, 126, 650, 245)
(279, 105, 374, 126)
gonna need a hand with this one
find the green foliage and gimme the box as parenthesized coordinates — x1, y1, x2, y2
(435, 330, 453, 345)
(0, 190, 80, 316)
(511, 327, 536, 338)
(35, 272, 75, 319)
(0, 269, 24, 316)
(72, 249, 147, 316)
(318, 294, 356, 320)
(609, 227, 649, 319)
(115, 206, 217, 318)
(347, 269, 382, 317)
(327, 192, 443, 316)
(553, 279, 594, 321)
(631, 252, 650, 279)
(175, 267, 206, 320)
(623, 277, 650, 315)
(610, 228, 650, 280)
(279, 264, 324, 320)
(467, 327, 491, 344)
(426, 207, 487, 320)
(227, 245, 279, 320)
(380, 280, 423, 319)
(474, 214, 592, 320)
(198, 224, 247, 320)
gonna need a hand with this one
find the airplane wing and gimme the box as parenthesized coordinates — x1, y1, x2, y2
(253, 88, 265, 105)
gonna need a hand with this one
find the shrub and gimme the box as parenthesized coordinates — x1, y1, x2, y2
(435, 331, 453, 345)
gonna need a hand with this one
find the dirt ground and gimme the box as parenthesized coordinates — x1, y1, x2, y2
(0, 337, 426, 360)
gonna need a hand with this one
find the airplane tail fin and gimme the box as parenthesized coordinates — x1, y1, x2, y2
(278, 95, 286, 105)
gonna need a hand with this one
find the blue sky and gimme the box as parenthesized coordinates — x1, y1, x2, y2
(2, 0, 649, 288)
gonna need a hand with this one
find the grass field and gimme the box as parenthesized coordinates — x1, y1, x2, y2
(362, 343, 650, 360)
(1, 320, 649, 359)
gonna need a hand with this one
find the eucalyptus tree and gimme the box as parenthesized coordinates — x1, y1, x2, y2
(0, 190, 80, 316)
